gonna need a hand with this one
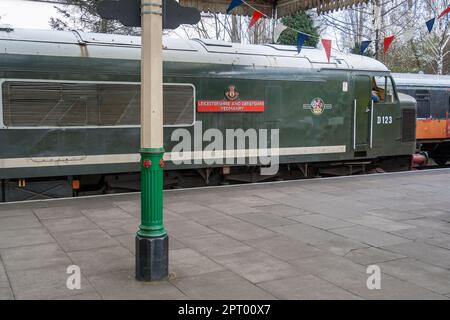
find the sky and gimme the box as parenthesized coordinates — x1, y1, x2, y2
(0, 0, 59, 29)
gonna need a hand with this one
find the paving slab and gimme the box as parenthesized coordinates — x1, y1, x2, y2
(166, 219, 217, 239)
(210, 220, 275, 241)
(243, 235, 323, 262)
(33, 206, 82, 220)
(87, 270, 186, 300)
(378, 258, 450, 295)
(164, 201, 213, 214)
(175, 209, 240, 227)
(0, 243, 71, 271)
(67, 246, 134, 276)
(211, 251, 300, 283)
(366, 209, 423, 221)
(289, 254, 368, 289)
(391, 227, 450, 242)
(312, 237, 369, 257)
(345, 274, 448, 300)
(330, 225, 412, 247)
(0, 227, 54, 249)
(169, 248, 225, 278)
(402, 218, 450, 234)
(0, 261, 8, 283)
(0, 286, 13, 300)
(204, 203, 261, 215)
(234, 212, 297, 228)
(270, 223, 353, 245)
(113, 200, 140, 216)
(179, 233, 253, 258)
(228, 196, 277, 207)
(426, 239, 450, 250)
(257, 275, 361, 300)
(254, 204, 311, 217)
(171, 271, 275, 300)
(381, 242, 450, 269)
(290, 214, 355, 230)
(7, 265, 96, 300)
(0, 215, 41, 231)
(41, 216, 98, 234)
(81, 208, 139, 236)
(0, 209, 34, 219)
(343, 215, 416, 232)
(52, 229, 119, 252)
(344, 247, 407, 265)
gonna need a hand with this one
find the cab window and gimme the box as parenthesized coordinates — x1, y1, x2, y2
(373, 76, 397, 103)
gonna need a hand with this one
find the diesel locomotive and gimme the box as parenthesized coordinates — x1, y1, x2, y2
(392, 73, 450, 166)
(0, 27, 417, 201)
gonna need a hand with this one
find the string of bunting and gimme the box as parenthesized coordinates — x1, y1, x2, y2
(227, 0, 450, 59)
(227, 0, 332, 62)
(360, 5, 450, 55)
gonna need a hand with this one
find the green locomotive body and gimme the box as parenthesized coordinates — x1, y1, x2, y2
(0, 28, 416, 201)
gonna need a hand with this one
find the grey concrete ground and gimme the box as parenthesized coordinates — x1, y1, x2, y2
(1, 169, 450, 299)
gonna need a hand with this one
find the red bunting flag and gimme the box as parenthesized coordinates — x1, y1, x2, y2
(249, 11, 264, 28)
(384, 35, 395, 53)
(438, 6, 450, 19)
(321, 39, 332, 63)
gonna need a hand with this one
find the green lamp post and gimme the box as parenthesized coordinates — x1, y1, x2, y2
(135, 0, 168, 281)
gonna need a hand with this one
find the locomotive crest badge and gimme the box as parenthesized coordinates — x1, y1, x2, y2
(225, 85, 239, 101)
(303, 98, 332, 115)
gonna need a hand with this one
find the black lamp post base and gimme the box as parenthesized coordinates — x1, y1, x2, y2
(135, 234, 169, 281)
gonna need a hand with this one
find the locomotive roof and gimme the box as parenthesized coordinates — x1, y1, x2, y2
(392, 73, 450, 88)
(0, 27, 389, 72)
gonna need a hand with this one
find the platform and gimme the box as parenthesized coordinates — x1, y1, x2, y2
(1, 169, 450, 300)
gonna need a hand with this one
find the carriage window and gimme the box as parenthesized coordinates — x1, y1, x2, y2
(416, 90, 431, 119)
(1, 81, 195, 127)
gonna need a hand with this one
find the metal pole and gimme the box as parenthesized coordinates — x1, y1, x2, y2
(135, 0, 168, 282)
(373, 0, 380, 60)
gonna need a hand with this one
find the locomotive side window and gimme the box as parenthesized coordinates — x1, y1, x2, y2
(373, 76, 396, 103)
(1, 81, 195, 127)
(385, 77, 396, 103)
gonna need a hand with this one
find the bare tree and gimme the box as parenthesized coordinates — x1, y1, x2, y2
(49, 0, 140, 35)
(321, 0, 449, 74)
(176, 12, 273, 44)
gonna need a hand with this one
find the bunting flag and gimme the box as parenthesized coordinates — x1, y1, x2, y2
(226, 0, 243, 14)
(321, 39, 332, 62)
(274, 23, 288, 43)
(297, 33, 308, 54)
(437, 6, 450, 19)
(426, 18, 436, 33)
(402, 28, 415, 42)
(360, 40, 372, 55)
(249, 11, 264, 28)
(384, 35, 395, 53)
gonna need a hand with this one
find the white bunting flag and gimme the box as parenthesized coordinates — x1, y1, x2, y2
(402, 28, 416, 42)
(274, 23, 288, 43)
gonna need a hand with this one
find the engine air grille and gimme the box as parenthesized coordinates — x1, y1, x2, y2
(402, 109, 416, 142)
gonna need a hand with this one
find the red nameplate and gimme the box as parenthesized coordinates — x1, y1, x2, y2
(197, 100, 265, 112)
